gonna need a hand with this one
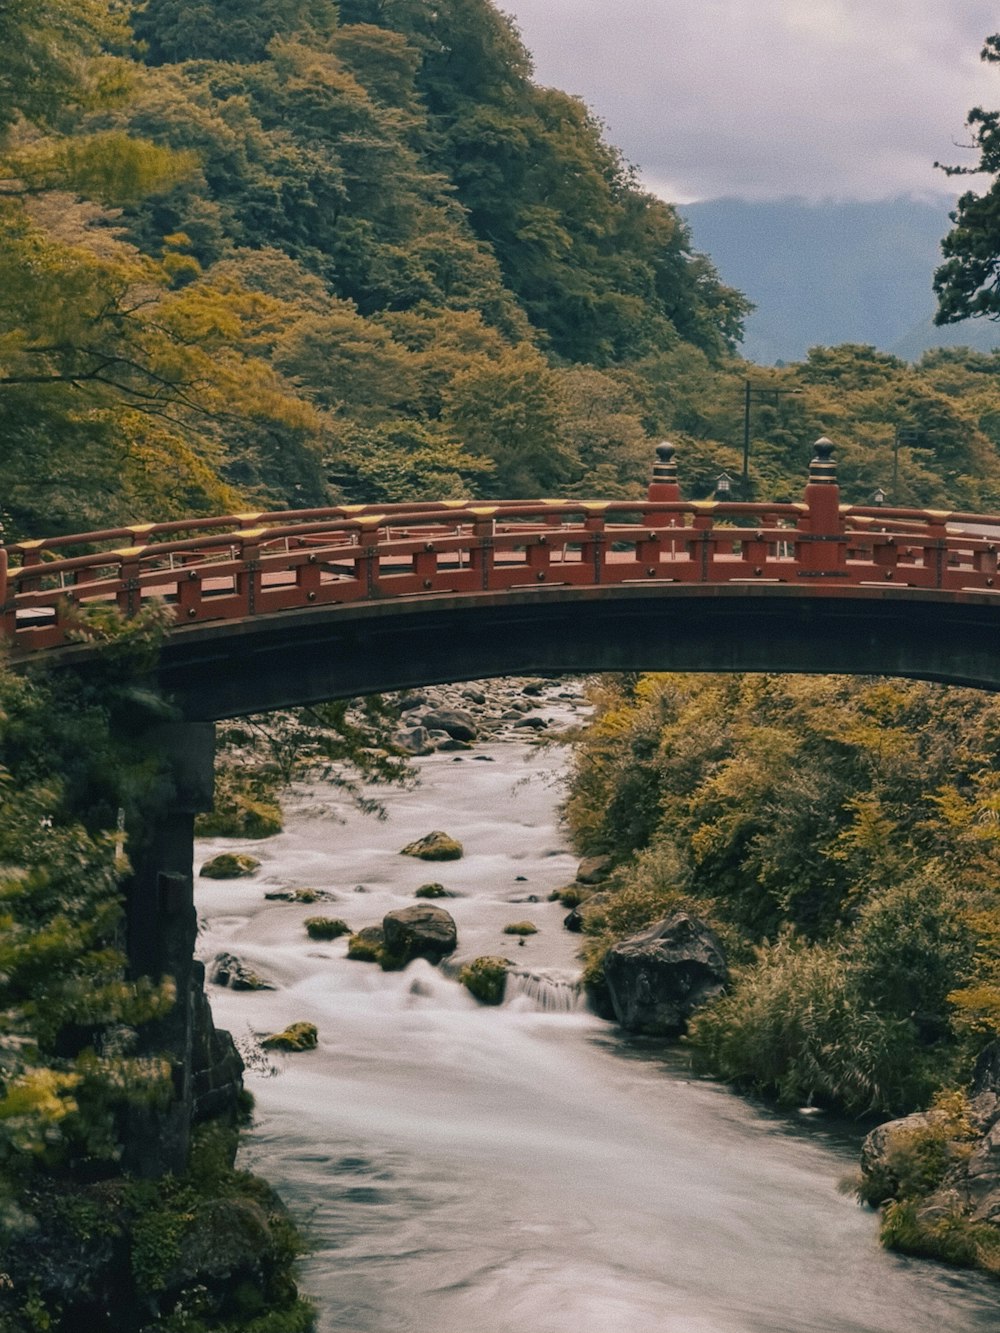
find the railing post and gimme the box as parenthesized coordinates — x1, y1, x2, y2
(799, 437, 845, 575)
(468, 514, 495, 590)
(115, 548, 143, 619)
(236, 533, 262, 615)
(646, 440, 682, 525)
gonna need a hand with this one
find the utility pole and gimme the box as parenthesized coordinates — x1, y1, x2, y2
(742, 381, 803, 498)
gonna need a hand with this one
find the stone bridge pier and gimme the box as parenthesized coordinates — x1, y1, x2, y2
(122, 720, 241, 1176)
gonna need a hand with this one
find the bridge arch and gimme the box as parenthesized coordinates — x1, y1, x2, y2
(154, 582, 1000, 719)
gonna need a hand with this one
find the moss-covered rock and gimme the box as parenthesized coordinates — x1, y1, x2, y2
(195, 795, 283, 839)
(459, 956, 511, 1005)
(304, 917, 350, 941)
(502, 921, 538, 936)
(415, 882, 449, 899)
(400, 830, 463, 861)
(264, 886, 335, 904)
(346, 926, 385, 963)
(261, 1023, 318, 1052)
(0, 1121, 314, 1332)
(199, 852, 261, 880)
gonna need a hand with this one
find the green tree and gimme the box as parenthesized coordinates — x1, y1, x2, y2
(934, 34, 1000, 325)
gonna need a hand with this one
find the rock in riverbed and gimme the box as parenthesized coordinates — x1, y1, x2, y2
(603, 912, 728, 1036)
(400, 830, 463, 860)
(383, 904, 458, 966)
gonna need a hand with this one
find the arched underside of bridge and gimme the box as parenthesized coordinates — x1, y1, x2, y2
(143, 584, 1000, 720)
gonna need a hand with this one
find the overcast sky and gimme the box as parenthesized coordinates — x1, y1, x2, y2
(502, 1, 1000, 203)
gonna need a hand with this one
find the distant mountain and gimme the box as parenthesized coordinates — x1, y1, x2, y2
(682, 196, 1000, 364)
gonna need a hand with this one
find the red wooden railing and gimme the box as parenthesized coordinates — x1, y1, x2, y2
(3, 439, 999, 656)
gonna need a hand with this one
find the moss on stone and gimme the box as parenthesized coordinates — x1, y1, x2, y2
(346, 927, 385, 963)
(261, 1023, 318, 1052)
(0, 1119, 316, 1331)
(400, 831, 463, 861)
(195, 794, 282, 839)
(414, 882, 448, 899)
(303, 917, 350, 941)
(264, 887, 332, 904)
(459, 956, 510, 1005)
(502, 921, 538, 936)
(199, 852, 261, 879)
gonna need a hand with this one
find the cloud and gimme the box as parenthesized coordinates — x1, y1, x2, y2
(502, 0, 1000, 201)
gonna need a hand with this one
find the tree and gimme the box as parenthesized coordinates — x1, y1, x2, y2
(934, 34, 1000, 325)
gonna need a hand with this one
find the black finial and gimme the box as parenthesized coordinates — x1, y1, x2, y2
(809, 436, 837, 485)
(652, 439, 677, 484)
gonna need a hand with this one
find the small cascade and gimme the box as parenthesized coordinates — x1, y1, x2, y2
(503, 967, 585, 1013)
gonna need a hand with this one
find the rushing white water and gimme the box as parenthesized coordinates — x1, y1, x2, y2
(195, 691, 1000, 1333)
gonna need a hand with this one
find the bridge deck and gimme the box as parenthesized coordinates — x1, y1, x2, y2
(3, 497, 1000, 657)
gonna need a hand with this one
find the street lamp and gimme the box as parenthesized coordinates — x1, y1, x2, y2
(742, 381, 803, 498)
(715, 470, 733, 499)
(872, 487, 886, 507)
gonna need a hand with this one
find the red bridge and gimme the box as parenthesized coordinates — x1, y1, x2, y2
(5, 438, 1000, 715)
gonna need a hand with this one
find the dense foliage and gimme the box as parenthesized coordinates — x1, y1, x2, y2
(0, 615, 315, 1330)
(566, 674, 1000, 1117)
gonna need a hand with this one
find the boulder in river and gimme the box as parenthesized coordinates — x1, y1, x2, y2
(209, 952, 274, 991)
(420, 708, 478, 741)
(459, 956, 511, 1005)
(603, 912, 728, 1035)
(415, 882, 450, 898)
(304, 916, 351, 940)
(264, 886, 335, 903)
(382, 903, 458, 967)
(400, 830, 463, 861)
(347, 925, 386, 962)
(199, 852, 260, 879)
(502, 920, 538, 936)
(394, 725, 433, 755)
(261, 1021, 318, 1052)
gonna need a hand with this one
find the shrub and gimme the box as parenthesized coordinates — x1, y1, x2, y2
(502, 921, 537, 936)
(689, 932, 938, 1115)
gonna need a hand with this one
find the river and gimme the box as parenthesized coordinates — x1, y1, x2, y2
(194, 685, 1000, 1333)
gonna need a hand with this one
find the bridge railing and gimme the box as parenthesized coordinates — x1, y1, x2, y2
(3, 439, 999, 655)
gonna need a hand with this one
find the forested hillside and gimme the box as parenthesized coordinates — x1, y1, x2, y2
(0, 0, 752, 541)
(9, 0, 1000, 547)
